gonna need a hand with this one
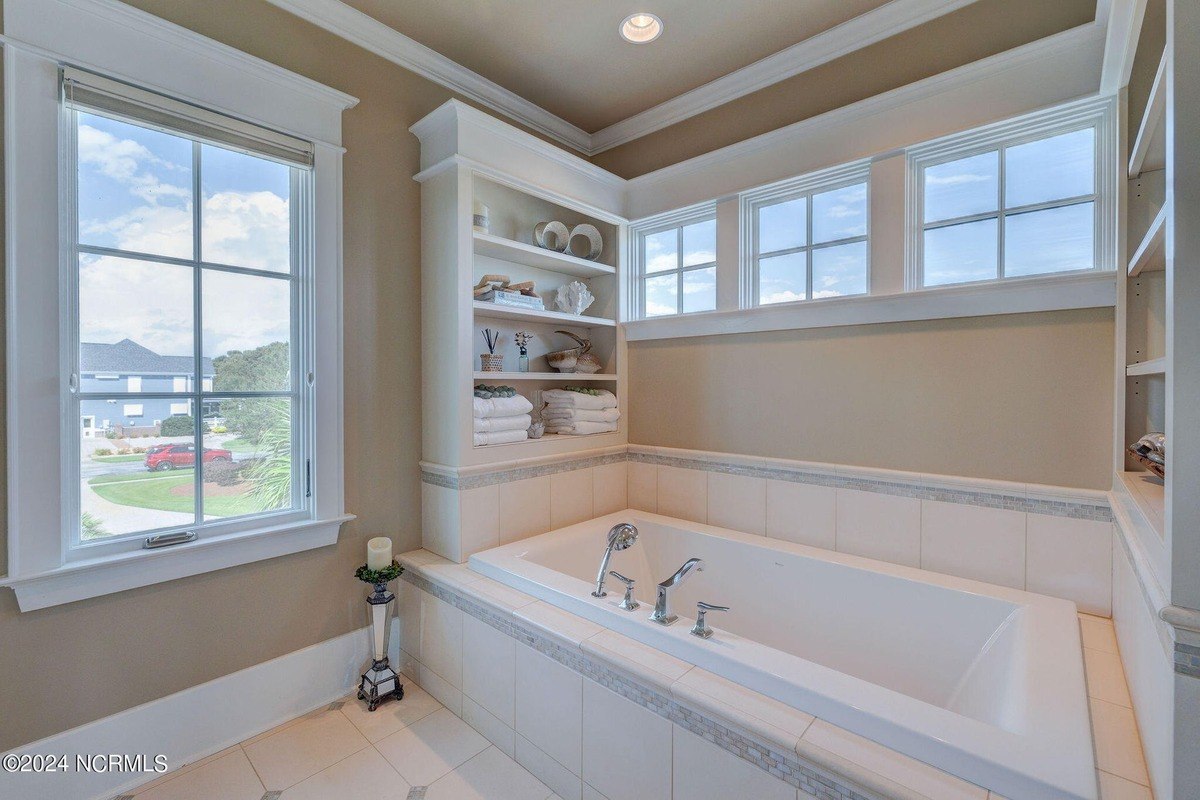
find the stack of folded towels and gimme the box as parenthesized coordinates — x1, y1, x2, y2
(542, 388, 619, 436)
(473, 393, 533, 446)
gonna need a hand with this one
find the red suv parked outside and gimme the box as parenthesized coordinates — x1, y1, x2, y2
(144, 444, 233, 471)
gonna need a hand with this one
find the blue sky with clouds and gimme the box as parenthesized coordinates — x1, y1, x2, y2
(77, 112, 293, 368)
(644, 128, 1094, 310)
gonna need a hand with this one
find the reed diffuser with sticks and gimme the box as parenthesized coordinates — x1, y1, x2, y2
(480, 328, 503, 371)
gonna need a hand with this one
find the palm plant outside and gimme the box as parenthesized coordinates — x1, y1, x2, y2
(245, 398, 292, 511)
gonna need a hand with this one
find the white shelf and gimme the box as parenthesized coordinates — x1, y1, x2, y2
(1116, 470, 1165, 541)
(474, 231, 615, 279)
(1129, 49, 1167, 178)
(473, 431, 621, 450)
(473, 301, 616, 327)
(1128, 206, 1166, 276)
(473, 371, 617, 381)
(1127, 357, 1166, 376)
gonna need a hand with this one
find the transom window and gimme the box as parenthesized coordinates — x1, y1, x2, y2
(747, 175, 869, 305)
(915, 126, 1099, 287)
(638, 216, 717, 317)
(68, 76, 310, 547)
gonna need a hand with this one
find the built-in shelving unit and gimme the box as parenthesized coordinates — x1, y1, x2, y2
(472, 301, 617, 327)
(473, 371, 617, 382)
(1127, 205, 1166, 276)
(1115, 30, 1173, 590)
(412, 100, 627, 468)
(1126, 357, 1166, 376)
(1128, 50, 1166, 179)
(473, 231, 616, 279)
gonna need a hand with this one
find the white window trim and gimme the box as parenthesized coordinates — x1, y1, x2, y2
(905, 95, 1118, 290)
(1, 0, 358, 611)
(740, 160, 871, 309)
(627, 201, 717, 321)
(623, 96, 1118, 342)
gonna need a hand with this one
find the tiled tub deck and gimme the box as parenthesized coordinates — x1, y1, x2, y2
(392, 547, 1154, 800)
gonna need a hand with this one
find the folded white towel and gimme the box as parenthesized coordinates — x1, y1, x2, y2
(473, 414, 531, 433)
(541, 408, 620, 423)
(543, 420, 618, 436)
(473, 395, 533, 419)
(542, 389, 617, 410)
(473, 428, 528, 446)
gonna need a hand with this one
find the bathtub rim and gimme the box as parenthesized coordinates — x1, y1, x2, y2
(468, 509, 1097, 800)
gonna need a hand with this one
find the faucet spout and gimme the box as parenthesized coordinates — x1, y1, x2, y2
(650, 558, 704, 625)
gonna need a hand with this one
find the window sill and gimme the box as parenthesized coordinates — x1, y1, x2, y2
(0, 514, 354, 611)
(624, 271, 1116, 341)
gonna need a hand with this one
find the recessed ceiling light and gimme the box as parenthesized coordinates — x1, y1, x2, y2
(619, 13, 663, 44)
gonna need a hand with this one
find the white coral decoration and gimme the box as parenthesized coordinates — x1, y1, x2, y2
(555, 281, 595, 315)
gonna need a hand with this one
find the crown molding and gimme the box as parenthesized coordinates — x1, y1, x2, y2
(587, 0, 982, 154)
(262, 0, 593, 152)
(624, 22, 1105, 212)
(264, 0, 997, 156)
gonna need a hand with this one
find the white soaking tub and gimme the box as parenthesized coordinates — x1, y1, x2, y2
(470, 510, 1096, 800)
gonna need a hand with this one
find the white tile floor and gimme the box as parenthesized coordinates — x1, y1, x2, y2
(119, 684, 561, 800)
(119, 613, 1152, 800)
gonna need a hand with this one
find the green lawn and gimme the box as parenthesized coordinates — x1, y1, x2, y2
(88, 471, 266, 517)
(90, 469, 194, 486)
(91, 453, 144, 463)
(220, 438, 260, 453)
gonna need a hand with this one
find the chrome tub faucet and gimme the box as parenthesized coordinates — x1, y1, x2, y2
(690, 601, 730, 639)
(592, 523, 638, 598)
(650, 557, 704, 625)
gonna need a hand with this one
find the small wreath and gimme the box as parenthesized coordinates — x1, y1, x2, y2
(355, 561, 404, 584)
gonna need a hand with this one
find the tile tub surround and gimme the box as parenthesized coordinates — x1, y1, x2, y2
(469, 512, 1095, 798)
(422, 445, 1115, 615)
(394, 548, 1151, 800)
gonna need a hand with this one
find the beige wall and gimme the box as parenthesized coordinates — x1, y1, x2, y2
(627, 309, 1115, 489)
(0, 0, 459, 752)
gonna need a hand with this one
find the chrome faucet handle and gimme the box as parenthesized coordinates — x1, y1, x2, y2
(690, 601, 730, 639)
(608, 571, 639, 611)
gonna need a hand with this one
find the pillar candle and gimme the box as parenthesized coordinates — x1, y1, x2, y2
(367, 537, 392, 571)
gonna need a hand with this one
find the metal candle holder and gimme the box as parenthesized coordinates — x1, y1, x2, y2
(356, 563, 404, 711)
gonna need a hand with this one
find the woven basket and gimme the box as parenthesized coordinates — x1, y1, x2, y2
(480, 353, 504, 372)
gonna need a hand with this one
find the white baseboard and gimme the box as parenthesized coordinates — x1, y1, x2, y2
(1, 621, 398, 800)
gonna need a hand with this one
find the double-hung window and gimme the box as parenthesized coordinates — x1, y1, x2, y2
(636, 213, 717, 317)
(66, 69, 309, 546)
(911, 102, 1114, 287)
(2, 1, 355, 611)
(745, 166, 869, 305)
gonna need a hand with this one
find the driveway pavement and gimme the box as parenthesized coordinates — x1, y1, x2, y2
(80, 451, 253, 480)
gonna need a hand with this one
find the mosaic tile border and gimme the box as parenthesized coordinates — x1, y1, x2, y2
(628, 451, 1112, 522)
(421, 451, 629, 491)
(1174, 643, 1200, 679)
(421, 446, 1113, 522)
(403, 571, 882, 800)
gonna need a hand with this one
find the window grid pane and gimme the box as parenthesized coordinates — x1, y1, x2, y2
(73, 108, 302, 546)
(754, 181, 868, 306)
(921, 126, 1098, 286)
(640, 218, 716, 316)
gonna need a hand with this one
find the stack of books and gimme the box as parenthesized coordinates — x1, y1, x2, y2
(477, 289, 545, 311)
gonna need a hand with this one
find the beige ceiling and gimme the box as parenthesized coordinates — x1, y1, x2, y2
(341, 0, 894, 132)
